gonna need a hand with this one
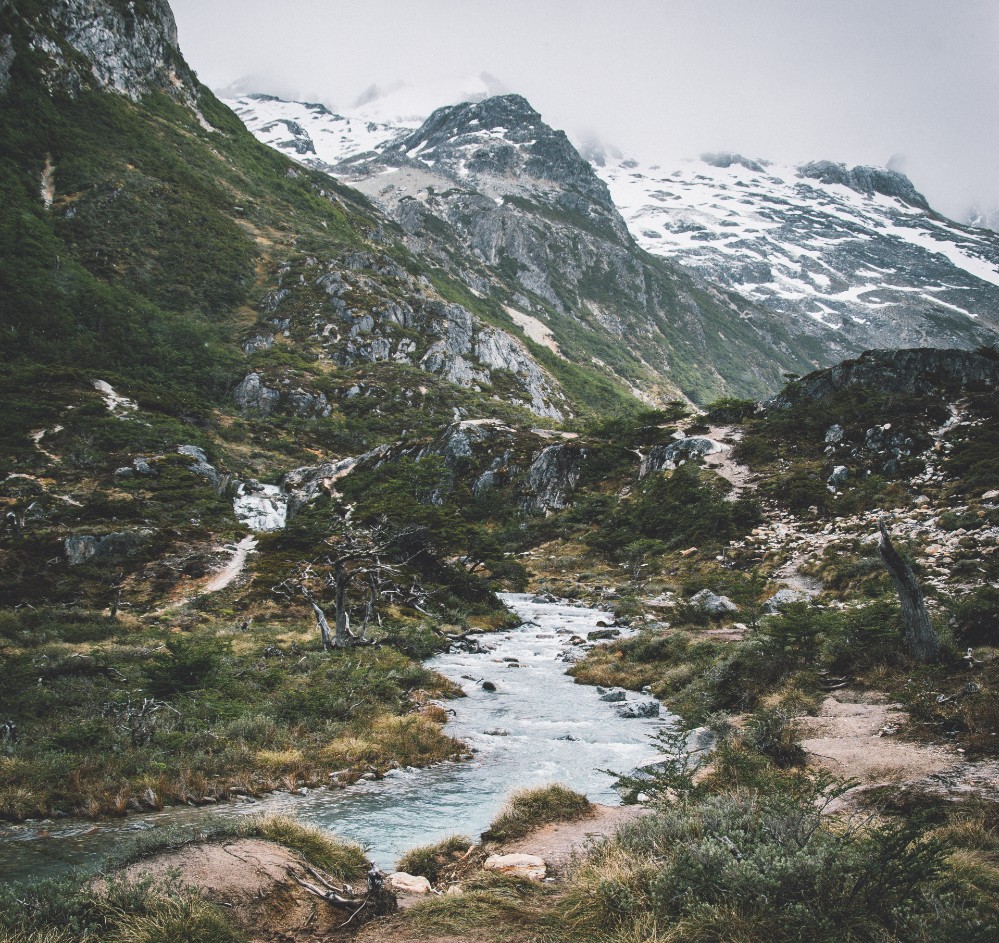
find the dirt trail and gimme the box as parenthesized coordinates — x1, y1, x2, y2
(498, 803, 648, 873)
(202, 535, 258, 594)
(702, 425, 755, 500)
(797, 691, 999, 809)
(152, 536, 257, 615)
(772, 551, 824, 597)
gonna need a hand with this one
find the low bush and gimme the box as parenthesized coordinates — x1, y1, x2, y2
(396, 834, 476, 885)
(560, 787, 989, 943)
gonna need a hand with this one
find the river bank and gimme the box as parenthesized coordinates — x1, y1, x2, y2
(0, 594, 668, 883)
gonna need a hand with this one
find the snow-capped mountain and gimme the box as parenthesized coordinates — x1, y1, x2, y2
(226, 91, 820, 402)
(225, 94, 404, 167)
(595, 153, 999, 351)
(225, 88, 999, 370)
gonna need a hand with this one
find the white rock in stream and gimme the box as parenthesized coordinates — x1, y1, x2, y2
(233, 482, 288, 531)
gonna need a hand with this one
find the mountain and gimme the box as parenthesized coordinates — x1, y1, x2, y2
(230, 92, 824, 404)
(595, 152, 999, 354)
(229, 95, 999, 370)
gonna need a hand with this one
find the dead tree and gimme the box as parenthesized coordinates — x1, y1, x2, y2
(878, 520, 940, 662)
(280, 518, 418, 651)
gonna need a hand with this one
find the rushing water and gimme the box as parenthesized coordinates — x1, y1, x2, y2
(0, 594, 668, 881)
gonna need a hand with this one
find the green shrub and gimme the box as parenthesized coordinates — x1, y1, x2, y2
(562, 788, 977, 943)
(948, 585, 999, 646)
(142, 637, 227, 697)
(743, 707, 806, 768)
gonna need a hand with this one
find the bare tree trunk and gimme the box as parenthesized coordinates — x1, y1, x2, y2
(310, 600, 334, 651)
(333, 561, 353, 647)
(109, 572, 124, 621)
(360, 568, 381, 638)
(878, 520, 940, 663)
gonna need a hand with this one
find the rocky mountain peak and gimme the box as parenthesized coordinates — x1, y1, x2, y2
(1, 0, 195, 103)
(383, 93, 617, 212)
(797, 160, 929, 209)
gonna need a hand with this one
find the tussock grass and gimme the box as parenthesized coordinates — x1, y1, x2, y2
(99, 891, 246, 943)
(396, 834, 476, 885)
(404, 873, 547, 935)
(483, 784, 593, 843)
(245, 814, 367, 879)
(0, 875, 248, 943)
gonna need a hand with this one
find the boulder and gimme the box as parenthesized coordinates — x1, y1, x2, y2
(483, 853, 546, 881)
(64, 530, 151, 565)
(616, 699, 660, 719)
(824, 424, 845, 444)
(827, 465, 849, 487)
(178, 445, 222, 490)
(689, 589, 739, 615)
(387, 872, 432, 894)
(642, 437, 727, 476)
(233, 372, 280, 415)
(763, 588, 810, 613)
(599, 688, 627, 702)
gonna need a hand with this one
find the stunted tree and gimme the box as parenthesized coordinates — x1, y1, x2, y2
(277, 516, 420, 650)
(878, 519, 940, 663)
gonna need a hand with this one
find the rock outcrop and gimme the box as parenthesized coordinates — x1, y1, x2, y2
(767, 348, 999, 409)
(3, 0, 198, 104)
(64, 529, 151, 565)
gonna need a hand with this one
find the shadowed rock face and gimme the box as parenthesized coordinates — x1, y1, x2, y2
(766, 348, 999, 409)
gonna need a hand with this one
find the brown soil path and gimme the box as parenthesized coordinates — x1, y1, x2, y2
(702, 425, 755, 500)
(497, 802, 649, 874)
(797, 690, 999, 809)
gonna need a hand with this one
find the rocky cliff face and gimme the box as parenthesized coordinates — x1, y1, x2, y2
(240, 248, 568, 420)
(1, 0, 196, 104)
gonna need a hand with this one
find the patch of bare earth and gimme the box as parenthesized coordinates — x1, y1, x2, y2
(797, 691, 999, 810)
(117, 838, 367, 942)
(496, 802, 648, 874)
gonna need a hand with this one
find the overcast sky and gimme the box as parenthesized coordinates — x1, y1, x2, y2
(170, 0, 999, 224)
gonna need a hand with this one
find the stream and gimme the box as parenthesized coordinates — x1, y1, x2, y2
(0, 594, 668, 882)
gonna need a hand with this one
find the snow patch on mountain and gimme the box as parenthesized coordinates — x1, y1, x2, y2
(594, 153, 999, 347)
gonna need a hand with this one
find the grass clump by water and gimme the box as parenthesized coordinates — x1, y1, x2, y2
(243, 814, 368, 880)
(0, 814, 365, 943)
(0, 874, 248, 943)
(403, 872, 548, 937)
(396, 834, 477, 886)
(101, 813, 366, 884)
(482, 784, 593, 843)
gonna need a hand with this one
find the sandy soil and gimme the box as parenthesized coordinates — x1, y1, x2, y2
(497, 803, 648, 874)
(117, 837, 368, 942)
(798, 692, 956, 783)
(797, 691, 999, 810)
